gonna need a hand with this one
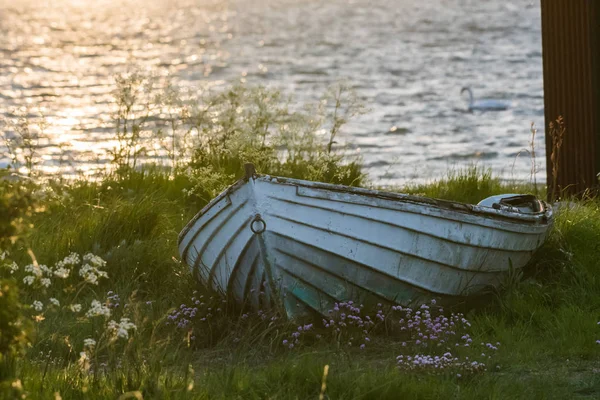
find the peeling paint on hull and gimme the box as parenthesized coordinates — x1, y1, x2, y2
(178, 173, 553, 319)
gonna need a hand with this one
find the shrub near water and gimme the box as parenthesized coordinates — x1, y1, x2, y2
(0, 172, 36, 397)
(182, 84, 365, 201)
(103, 75, 365, 201)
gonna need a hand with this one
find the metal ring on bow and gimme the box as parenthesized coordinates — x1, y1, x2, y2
(250, 214, 266, 234)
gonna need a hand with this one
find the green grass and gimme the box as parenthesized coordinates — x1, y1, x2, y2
(1, 166, 598, 400)
(399, 165, 542, 204)
(15, 351, 598, 400)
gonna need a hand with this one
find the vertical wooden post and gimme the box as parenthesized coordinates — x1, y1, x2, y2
(541, 0, 600, 199)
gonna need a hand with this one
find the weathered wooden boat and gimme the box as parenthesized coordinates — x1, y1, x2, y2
(178, 164, 553, 318)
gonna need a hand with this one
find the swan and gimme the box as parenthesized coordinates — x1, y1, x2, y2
(460, 87, 509, 112)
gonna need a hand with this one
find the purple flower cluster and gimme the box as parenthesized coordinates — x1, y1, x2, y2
(106, 291, 120, 309)
(396, 352, 487, 376)
(257, 309, 278, 322)
(278, 298, 501, 377)
(390, 302, 474, 348)
(282, 299, 481, 352)
(282, 323, 314, 349)
(167, 304, 199, 329)
(320, 301, 378, 349)
(391, 300, 501, 376)
(166, 293, 215, 331)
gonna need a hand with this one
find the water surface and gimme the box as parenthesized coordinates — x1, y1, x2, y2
(0, 0, 545, 184)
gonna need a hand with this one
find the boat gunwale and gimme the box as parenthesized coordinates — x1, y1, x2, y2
(178, 174, 553, 246)
(266, 193, 546, 246)
(268, 176, 553, 224)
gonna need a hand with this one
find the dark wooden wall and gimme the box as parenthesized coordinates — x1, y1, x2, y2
(541, 0, 600, 199)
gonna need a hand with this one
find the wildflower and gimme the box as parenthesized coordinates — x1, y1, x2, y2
(54, 267, 70, 279)
(83, 271, 98, 285)
(7, 261, 18, 274)
(85, 300, 111, 318)
(57, 252, 81, 267)
(23, 276, 35, 286)
(107, 317, 137, 339)
(40, 265, 52, 275)
(41, 278, 51, 288)
(360, 344, 366, 350)
(83, 253, 107, 267)
(50, 298, 60, 307)
(70, 304, 82, 313)
(83, 338, 96, 349)
(79, 262, 108, 285)
(24, 264, 42, 277)
(32, 300, 43, 311)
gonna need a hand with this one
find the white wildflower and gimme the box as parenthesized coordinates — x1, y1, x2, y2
(0, 250, 7, 261)
(107, 317, 137, 339)
(85, 272, 98, 285)
(57, 252, 80, 267)
(8, 261, 18, 274)
(79, 264, 92, 277)
(40, 278, 51, 288)
(54, 267, 70, 279)
(83, 338, 96, 349)
(50, 298, 60, 307)
(69, 304, 82, 313)
(83, 253, 106, 268)
(79, 263, 108, 285)
(85, 300, 111, 318)
(32, 300, 43, 311)
(39, 264, 52, 276)
(24, 264, 42, 277)
(23, 276, 35, 286)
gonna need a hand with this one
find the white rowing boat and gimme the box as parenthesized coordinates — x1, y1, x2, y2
(178, 164, 553, 318)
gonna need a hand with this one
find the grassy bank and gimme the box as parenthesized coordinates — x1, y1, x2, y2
(1, 166, 597, 400)
(1, 81, 599, 399)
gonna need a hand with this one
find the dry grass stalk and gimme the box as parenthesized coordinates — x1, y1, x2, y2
(549, 116, 566, 201)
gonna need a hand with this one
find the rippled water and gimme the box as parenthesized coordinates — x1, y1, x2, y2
(0, 0, 545, 184)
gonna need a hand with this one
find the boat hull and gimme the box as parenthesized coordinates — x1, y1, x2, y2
(179, 175, 552, 318)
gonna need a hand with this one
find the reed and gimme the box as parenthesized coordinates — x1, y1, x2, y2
(549, 115, 566, 201)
